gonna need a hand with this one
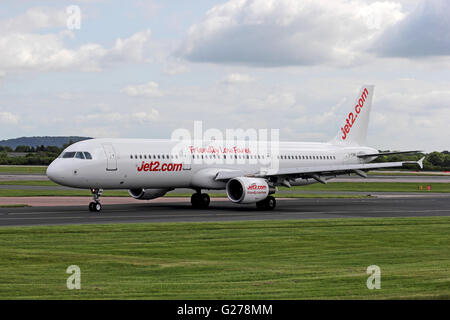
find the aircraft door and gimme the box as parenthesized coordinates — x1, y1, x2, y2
(182, 151, 191, 170)
(102, 144, 118, 171)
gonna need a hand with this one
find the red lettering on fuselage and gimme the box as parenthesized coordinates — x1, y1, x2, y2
(137, 161, 182, 172)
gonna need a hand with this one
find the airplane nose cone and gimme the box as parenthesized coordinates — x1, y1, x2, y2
(46, 161, 65, 184)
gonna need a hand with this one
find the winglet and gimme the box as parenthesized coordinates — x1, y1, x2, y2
(417, 156, 425, 169)
(404, 156, 425, 169)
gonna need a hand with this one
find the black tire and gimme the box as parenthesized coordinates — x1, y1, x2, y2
(256, 196, 276, 210)
(266, 196, 276, 210)
(191, 193, 210, 208)
(256, 200, 265, 209)
(89, 202, 95, 212)
(94, 202, 102, 213)
(191, 193, 200, 207)
(200, 193, 210, 208)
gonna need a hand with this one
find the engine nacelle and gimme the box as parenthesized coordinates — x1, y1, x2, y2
(226, 177, 269, 204)
(128, 188, 170, 200)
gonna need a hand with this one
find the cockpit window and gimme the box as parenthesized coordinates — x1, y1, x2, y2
(62, 152, 76, 158)
(75, 152, 85, 159)
(61, 151, 93, 159)
(84, 152, 92, 159)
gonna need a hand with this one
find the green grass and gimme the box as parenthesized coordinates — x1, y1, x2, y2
(284, 182, 450, 193)
(0, 166, 47, 175)
(0, 189, 369, 199)
(368, 171, 450, 176)
(0, 181, 448, 197)
(0, 217, 449, 299)
(0, 189, 129, 197)
(0, 204, 29, 208)
(0, 180, 58, 186)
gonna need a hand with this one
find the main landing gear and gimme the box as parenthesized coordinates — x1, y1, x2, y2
(191, 191, 210, 209)
(89, 188, 103, 213)
(256, 196, 276, 210)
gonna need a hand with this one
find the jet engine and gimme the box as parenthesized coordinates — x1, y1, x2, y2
(226, 177, 270, 204)
(128, 188, 171, 200)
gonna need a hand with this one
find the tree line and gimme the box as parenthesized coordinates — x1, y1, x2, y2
(0, 141, 74, 166)
(1, 143, 450, 171)
(366, 151, 450, 171)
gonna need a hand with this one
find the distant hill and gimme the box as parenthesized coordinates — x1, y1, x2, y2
(0, 136, 92, 149)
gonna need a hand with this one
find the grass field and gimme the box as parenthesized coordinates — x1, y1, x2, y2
(0, 181, 448, 198)
(0, 189, 370, 199)
(0, 204, 29, 208)
(283, 182, 450, 193)
(0, 166, 47, 175)
(0, 217, 449, 299)
(1, 180, 450, 192)
(368, 171, 450, 176)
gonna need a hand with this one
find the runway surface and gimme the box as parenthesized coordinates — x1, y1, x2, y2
(1, 196, 449, 227)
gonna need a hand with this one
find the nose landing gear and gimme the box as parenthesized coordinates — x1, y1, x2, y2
(89, 188, 103, 213)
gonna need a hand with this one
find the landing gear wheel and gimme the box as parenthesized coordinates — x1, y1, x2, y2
(266, 196, 276, 210)
(89, 202, 102, 213)
(93, 202, 102, 213)
(89, 188, 103, 213)
(191, 193, 210, 209)
(256, 196, 276, 210)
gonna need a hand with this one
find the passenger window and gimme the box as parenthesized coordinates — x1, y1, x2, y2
(84, 152, 92, 160)
(75, 152, 85, 159)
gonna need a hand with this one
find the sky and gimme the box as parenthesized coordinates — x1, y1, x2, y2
(0, 0, 449, 152)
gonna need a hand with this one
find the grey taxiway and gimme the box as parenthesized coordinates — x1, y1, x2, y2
(1, 196, 449, 227)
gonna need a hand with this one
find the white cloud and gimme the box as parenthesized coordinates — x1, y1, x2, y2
(0, 111, 19, 125)
(0, 29, 151, 74)
(0, 7, 152, 75)
(120, 81, 164, 97)
(76, 110, 159, 124)
(223, 73, 255, 84)
(373, 0, 450, 58)
(0, 7, 67, 32)
(179, 0, 404, 67)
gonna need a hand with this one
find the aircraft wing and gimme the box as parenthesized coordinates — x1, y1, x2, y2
(215, 157, 424, 183)
(357, 150, 423, 158)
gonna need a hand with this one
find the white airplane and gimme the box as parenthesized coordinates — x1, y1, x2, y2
(47, 86, 423, 212)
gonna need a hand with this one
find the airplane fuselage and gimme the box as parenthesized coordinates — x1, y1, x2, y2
(47, 138, 378, 190)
